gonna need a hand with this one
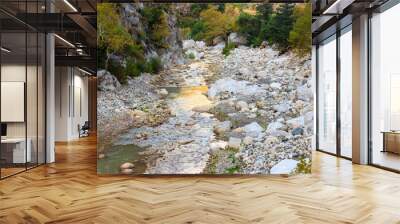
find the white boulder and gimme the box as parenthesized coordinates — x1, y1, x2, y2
(210, 141, 228, 152)
(286, 116, 305, 129)
(267, 122, 284, 132)
(270, 159, 299, 175)
(228, 137, 242, 149)
(228, 32, 248, 46)
(183, 39, 195, 49)
(243, 122, 264, 138)
(208, 78, 266, 99)
(214, 121, 232, 135)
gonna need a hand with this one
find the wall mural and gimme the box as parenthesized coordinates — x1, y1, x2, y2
(97, 2, 313, 175)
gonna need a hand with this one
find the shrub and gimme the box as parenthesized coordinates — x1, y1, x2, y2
(187, 52, 196, 60)
(190, 20, 206, 41)
(222, 42, 236, 56)
(97, 4, 135, 53)
(289, 4, 312, 56)
(144, 57, 162, 74)
(141, 7, 170, 48)
(107, 59, 127, 84)
(123, 44, 144, 60)
(190, 3, 209, 17)
(125, 60, 141, 77)
(151, 12, 170, 48)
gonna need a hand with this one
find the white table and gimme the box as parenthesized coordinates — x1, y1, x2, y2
(1, 138, 31, 163)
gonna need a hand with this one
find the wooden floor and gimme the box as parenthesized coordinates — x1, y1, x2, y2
(1, 136, 400, 224)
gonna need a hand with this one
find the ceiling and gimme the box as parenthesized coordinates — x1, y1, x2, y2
(0, 0, 97, 72)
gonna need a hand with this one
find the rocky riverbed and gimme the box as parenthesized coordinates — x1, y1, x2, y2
(98, 40, 312, 175)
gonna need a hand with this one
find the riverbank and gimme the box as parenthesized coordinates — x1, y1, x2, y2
(97, 40, 312, 175)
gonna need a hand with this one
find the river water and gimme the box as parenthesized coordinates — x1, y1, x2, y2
(98, 85, 214, 174)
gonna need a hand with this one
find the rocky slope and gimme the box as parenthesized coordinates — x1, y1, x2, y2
(118, 3, 184, 67)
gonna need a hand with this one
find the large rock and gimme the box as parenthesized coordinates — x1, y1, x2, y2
(273, 103, 290, 113)
(214, 121, 232, 136)
(213, 36, 225, 45)
(297, 84, 313, 101)
(183, 39, 195, 49)
(228, 32, 247, 46)
(243, 122, 264, 138)
(195, 41, 206, 49)
(97, 70, 121, 91)
(235, 101, 249, 111)
(270, 82, 282, 89)
(243, 136, 253, 145)
(264, 136, 279, 145)
(267, 122, 284, 132)
(120, 162, 134, 170)
(286, 116, 305, 129)
(157, 88, 169, 97)
(270, 159, 299, 175)
(208, 78, 266, 99)
(228, 137, 242, 149)
(291, 127, 304, 136)
(210, 141, 228, 152)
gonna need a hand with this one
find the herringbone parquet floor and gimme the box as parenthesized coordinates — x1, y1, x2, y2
(1, 135, 400, 224)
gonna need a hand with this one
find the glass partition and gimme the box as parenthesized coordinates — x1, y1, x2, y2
(0, 1, 46, 179)
(1, 31, 28, 177)
(370, 4, 400, 171)
(339, 26, 352, 158)
(317, 35, 337, 154)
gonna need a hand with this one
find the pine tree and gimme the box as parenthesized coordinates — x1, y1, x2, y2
(267, 4, 295, 50)
(256, 4, 273, 21)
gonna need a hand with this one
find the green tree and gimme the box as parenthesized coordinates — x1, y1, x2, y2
(141, 7, 170, 48)
(256, 4, 273, 21)
(289, 4, 312, 56)
(97, 4, 136, 53)
(237, 13, 261, 46)
(267, 4, 295, 50)
(200, 6, 233, 43)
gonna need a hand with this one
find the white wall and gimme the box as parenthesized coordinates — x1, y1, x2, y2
(55, 67, 89, 141)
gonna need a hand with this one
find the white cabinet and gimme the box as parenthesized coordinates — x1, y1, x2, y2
(1, 138, 31, 163)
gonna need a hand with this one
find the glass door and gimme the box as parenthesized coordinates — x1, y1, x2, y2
(370, 3, 400, 171)
(339, 25, 352, 158)
(317, 35, 337, 154)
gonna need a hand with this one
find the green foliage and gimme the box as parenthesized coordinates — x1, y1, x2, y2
(289, 4, 312, 56)
(144, 57, 162, 74)
(141, 7, 170, 48)
(267, 4, 295, 50)
(224, 152, 241, 174)
(190, 3, 209, 17)
(255, 4, 273, 21)
(187, 52, 196, 60)
(199, 6, 229, 43)
(222, 42, 236, 56)
(125, 60, 142, 77)
(295, 157, 312, 174)
(97, 4, 136, 53)
(123, 44, 144, 60)
(190, 20, 207, 41)
(107, 59, 127, 84)
(237, 13, 261, 46)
